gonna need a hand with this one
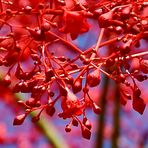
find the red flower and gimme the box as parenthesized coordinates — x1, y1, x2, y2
(59, 11, 89, 40)
(59, 88, 84, 119)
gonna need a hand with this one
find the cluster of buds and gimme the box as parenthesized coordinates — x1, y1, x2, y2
(0, 0, 147, 139)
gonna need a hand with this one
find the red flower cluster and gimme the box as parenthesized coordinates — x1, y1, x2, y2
(0, 0, 147, 139)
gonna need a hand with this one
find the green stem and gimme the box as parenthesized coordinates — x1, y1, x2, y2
(16, 94, 70, 148)
(31, 112, 70, 148)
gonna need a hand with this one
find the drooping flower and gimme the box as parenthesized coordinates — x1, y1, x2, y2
(59, 87, 84, 119)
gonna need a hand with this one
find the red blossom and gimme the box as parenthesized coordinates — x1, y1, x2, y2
(59, 10, 89, 40)
(0, 0, 147, 140)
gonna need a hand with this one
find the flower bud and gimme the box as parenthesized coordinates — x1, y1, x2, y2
(13, 114, 26, 125)
(140, 59, 148, 74)
(83, 118, 92, 130)
(87, 69, 100, 87)
(26, 98, 36, 107)
(65, 124, 71, 132)
(92, 102, 101, 114)
(72, 118, 78, 126)
(2, 74, 11, 86)
(46, 106, 55, 117)
(81, 124, 91, 140)
(72, 77, 82, 94)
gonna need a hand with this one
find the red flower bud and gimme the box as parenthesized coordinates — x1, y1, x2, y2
(72, 118, 78, 127)
(135, 75, 147, 82)
(13, 114, 26, 125)
(81, 124, 91, 140)
(46, 106, 56, 117)
(2, 74, 11, 86)
(41, 22, 51, 32)
(83, 118, 92, 130)
(140, 59, 148, 74)
(72, 77, 82, 94)
(26, 98, 36, 107)
(87, 69, 100, 87)
(92, 102, 101, 114)
(65, 124, 71, 132)
(120, 39, 132, 54)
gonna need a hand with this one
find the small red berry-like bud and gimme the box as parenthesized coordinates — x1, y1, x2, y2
(6, 9, 12, 15)
(72, 118, 78, 127)
(46, 106, 55, 117)
(92, 102, 101, 114)
(65, 124, 71, 132)
(87, 69, 100, 87)
(120, 39, 132, 54)
(115, 26, 123, 34)
(83, 117, 92, 130)
(26, 98, 36, 107)
(23, 6, 32, 14)
(135, 75, 147, 82)
(72, 77, 82, 94)
(13, 114, 26, 125)
(41, 22, 51, 32)
(81, 124, 91, 140)
(19, 81, 30, 93)
(2, 74, 11, 86)
(140, 59, 148, 74)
